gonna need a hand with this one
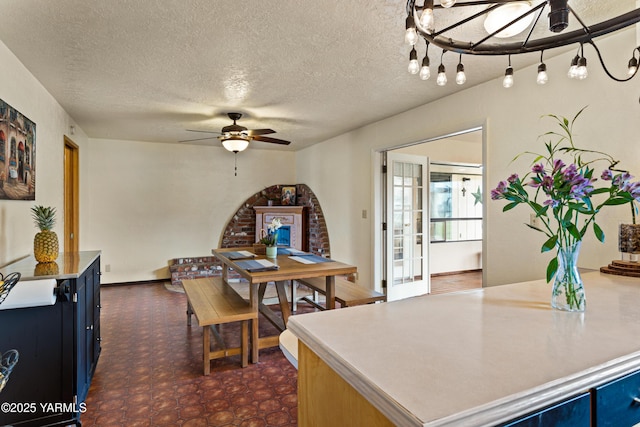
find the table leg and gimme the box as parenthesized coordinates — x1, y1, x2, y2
(275, 280, 292, 327)
(326, 276, 336, 310)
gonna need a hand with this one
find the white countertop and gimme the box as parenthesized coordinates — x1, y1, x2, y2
(0, 251, 101, 280)
(287, 271, 640, 426)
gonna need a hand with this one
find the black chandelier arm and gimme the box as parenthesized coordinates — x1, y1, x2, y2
(429, 3, 502, 38)
(471, 2, 546, 50)
(410, 4, 640, 56)
(407, 0, 534, 15)
(587, 41, 639, 83)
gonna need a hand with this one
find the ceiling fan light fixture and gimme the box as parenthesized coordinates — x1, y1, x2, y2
(222, 136, 249, 153)
(483, 2, 534, 39)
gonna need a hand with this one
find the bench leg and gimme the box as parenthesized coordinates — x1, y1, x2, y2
(291, 280, 297, 312)
(187, 301, 193, 326)
(241, 320, 249, 368)
(203, 326, 210, 376)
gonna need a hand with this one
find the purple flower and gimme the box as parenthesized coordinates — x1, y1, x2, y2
(507, 173, 519, 184)
(541, 175, 554, 192)
(543, 198, 560, 208)
(532, 163, 545, 174)
(491, 181, 508, 200)
(601, 169, 613, 181)
(552, 159, 565, 174)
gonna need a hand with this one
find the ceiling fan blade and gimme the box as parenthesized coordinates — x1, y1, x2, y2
(186, 129, 220, 134)
(179, 135, 219, 143)
(247, 128, 275, 136)
(252, 135, 291, 145)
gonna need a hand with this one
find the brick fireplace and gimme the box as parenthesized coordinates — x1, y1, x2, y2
(170, 184, 332, 287)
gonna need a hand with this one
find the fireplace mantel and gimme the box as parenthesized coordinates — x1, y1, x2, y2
(254, 206, 307, 251)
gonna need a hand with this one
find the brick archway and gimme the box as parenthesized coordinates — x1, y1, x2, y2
(220, 184, 331, 256)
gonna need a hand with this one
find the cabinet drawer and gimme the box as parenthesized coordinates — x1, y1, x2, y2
(593, 370, 640, 427)
(500, 392, 590, 427)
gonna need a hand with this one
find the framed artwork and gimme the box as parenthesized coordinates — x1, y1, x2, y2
(0, 98, 36, 200)
(281, 186, 296, 205)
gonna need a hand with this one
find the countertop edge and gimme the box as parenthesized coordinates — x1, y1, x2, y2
(288, 319, 424, 427)
(289, 317, 640, 427)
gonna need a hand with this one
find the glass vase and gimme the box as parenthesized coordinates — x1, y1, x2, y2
(551, 242, 585, 312)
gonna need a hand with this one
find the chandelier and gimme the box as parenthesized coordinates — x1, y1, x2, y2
(404, 0, 640, 87)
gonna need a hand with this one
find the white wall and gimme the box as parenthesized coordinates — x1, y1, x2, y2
(85, 139, 295, 283)
(0, 40, 88, 267)
(297, 29, 640, 288)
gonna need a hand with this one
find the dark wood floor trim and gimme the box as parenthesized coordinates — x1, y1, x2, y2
(102, 278, 169, 287)
(431, 269, 482, 277)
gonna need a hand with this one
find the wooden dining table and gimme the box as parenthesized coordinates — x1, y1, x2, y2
(212, 247, 357, 362)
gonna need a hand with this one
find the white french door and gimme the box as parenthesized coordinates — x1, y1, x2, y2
(385, 152, 430, 301)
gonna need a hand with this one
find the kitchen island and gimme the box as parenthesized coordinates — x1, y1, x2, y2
(287, 271, 640, 426)
(0, 251, 101, 427)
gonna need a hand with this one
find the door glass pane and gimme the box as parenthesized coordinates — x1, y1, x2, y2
(392, 160, 425, 287)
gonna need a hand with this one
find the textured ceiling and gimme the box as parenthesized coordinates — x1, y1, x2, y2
(0, 1, 636, 151)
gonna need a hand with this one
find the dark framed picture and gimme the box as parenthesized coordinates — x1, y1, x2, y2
(281, 186, 296, 205)
(0, 98, 36, 200)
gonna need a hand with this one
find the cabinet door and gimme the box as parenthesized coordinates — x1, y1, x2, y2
(75, 268, 89, 402)
(500, 392, 590, 427)
(593, 370, 640, 427)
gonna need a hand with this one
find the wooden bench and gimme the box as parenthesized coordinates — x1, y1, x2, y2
(296, 276, 386, 309)
(182, 277, 258, 375)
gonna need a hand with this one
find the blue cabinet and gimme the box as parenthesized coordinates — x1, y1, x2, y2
(500, 393, 591, 427)
(593, 370, 640, 427)
(0, 255, 101, 426)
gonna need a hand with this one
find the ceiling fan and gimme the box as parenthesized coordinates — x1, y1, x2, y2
(180, 112, 291, 152)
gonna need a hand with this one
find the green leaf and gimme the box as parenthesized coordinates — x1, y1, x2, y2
(525, 223, 546, 233)
(590, 188, 610, 195)
(567, 223, 581, 240)
(546, 257, 558, 283)
(503, 202, 519, 212)
(541, 235, 557, 252)
(593, 222, 605, 242)
(603, 197, 631, 206)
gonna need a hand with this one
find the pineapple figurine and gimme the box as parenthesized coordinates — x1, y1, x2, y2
(31, 205, 59, 262)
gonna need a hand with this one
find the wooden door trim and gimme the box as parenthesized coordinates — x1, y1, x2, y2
(64, 136, 79, 253)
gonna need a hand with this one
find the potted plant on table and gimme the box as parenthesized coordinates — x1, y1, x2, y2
(490, 108, 640, 312)
(259, 217, 282, 258)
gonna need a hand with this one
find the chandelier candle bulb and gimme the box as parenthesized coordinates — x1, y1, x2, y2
(537, 63, 549, 85)
(420, 58, 431, 80)
(568, 55, 580, 79)
(456, 62, 466, 85)
(405, 16, 418, 45)
(628, 56, 638, 76)
(436, 64, 447, 86)
(503, 67, 514, 88)
(408, 47, 419, 74)
(420, 6, 434, 33)
(577, 57, 588, 80)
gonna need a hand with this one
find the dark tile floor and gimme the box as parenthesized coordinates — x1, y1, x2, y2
(82, 272, 481, 426)
(81, 283, 301, 427)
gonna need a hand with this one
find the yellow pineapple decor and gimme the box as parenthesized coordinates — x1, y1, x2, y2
(31, 205, 59, 262)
